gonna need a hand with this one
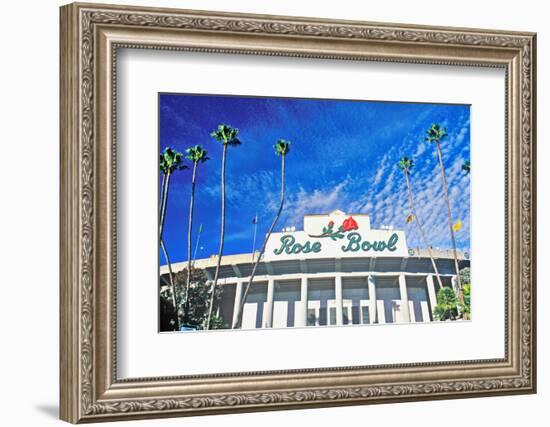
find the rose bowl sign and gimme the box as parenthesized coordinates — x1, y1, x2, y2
(264, 210, 409, 261)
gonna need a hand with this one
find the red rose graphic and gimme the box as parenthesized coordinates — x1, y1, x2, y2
(342, 216, 358, 231)
(328, 220, 334, 227)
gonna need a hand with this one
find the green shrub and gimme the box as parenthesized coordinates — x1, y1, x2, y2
(159, 267, 226, 331)
(433, 286, 458, 321)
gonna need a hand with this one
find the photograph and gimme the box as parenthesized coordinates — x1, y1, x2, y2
(158, 94, 472, 332)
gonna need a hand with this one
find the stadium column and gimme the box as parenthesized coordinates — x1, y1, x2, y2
(298, 276, 308, 327)
(232, 281, 243, 327)
(398, 274, 411, 323)
(368, 275, 377, 324)
(335, 275, 343, 326)
(426, 274, 437, 320)
(264, 279, 275, 328)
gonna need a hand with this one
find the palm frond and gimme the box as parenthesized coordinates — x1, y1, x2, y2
(397, 156, 414, 172)
(274, 139, 291, 156)
(425, 123, 447, 143)
(211, 124, 241, 146)
(185, 145, 210, 163)
(160, 146, 187, 173)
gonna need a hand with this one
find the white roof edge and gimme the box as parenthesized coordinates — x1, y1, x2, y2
(160, 249, 469, 274)
(304, 211, 370, 217)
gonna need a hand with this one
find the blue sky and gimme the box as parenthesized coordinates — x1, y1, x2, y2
(159, 93, 470, 265)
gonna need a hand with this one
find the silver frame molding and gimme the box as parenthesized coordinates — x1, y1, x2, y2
(60, 2, 537, 423)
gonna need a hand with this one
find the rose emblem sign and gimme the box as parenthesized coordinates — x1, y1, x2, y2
(264, 210, 408, 261)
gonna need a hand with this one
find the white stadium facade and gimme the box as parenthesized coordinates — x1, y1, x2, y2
(160, 210, 470, 329)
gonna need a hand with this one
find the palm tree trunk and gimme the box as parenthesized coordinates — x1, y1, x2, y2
(160, 238, 178, 325)
(159, 172, 166, 223)
(435, 141, 464, 306)
(233, 154, 286, 329)
(206, 144, 227, 329)
(159, 171, 170, 236)
(183, 161, 198, 325)
(159, 172, 179, 328)
(404, 171, 444, 289)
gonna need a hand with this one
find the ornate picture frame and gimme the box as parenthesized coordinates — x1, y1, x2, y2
(60, 2, 536, 423)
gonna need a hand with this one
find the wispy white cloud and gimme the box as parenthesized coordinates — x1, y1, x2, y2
(202, 169, 277, 209)
(279, 181, 349, 229)
(414, 141, 426, 157)
(340, 115, 471, 251)
(375, 119, 470, 250)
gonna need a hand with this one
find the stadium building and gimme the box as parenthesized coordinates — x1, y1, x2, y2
(160, 210, 470, 329)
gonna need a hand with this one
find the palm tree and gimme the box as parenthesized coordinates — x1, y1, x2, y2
(233, 139, 291, 329)
(159, 166, 174, 296)
(397, 156, 444, 291)
(425, 124, 464, 307)
(206, 124, 242, 329)
(182, 145, 209, 326)
(159, 147, 186, 329)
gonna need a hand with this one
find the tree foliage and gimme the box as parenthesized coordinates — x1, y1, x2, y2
(185, 145, 210, 163)
(459, 267, 471, 286)
(459, 267, 471, 319)
(424, 123, 448, 144)
(159, 268, 226, 331)
(159, 147, 186, 174)
(210, 124, 241, 146)
(159, 289, 178, 331)
(397, 156, 414, 172)
(275, 139, 291, 156)
(433, 286, 458, 321)
(176, 268, 226, 329)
